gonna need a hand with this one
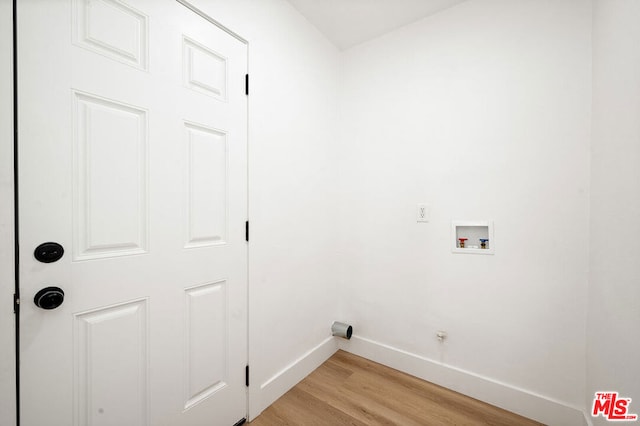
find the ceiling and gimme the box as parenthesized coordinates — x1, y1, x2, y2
(286, 0, 468, 50)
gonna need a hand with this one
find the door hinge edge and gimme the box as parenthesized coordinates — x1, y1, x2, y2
(245, 221, 249, 242)
(245, 74, 249, 96)
(245, 365, 249, 387)
(13, 294, 20, 314)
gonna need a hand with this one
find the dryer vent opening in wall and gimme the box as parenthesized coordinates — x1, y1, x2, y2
(332, 322, 353, 339)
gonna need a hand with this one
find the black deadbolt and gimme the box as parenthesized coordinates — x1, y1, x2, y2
(34, 287, 65, 310)
(34, 242, 64, 263)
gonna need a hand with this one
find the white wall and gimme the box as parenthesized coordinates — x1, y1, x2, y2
(0, 0, 16, 425)
(183, 0, 342, 419)
(588, 1, 640, 424)
(338, 0, 591, 422)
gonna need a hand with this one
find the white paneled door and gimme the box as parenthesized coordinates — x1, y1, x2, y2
(18, 1, 247, 425)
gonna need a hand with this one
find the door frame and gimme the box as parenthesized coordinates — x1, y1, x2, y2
(1, 1, 250, 424)
(0, 0, 17, 425)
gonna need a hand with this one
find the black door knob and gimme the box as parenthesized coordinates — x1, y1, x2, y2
(34, 287, 65, 310)
(34, 242, 64, 263)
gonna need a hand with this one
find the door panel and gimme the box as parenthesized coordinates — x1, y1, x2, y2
(184, 122, 228, 248)
(183, 36, 227, 100)
(74, 299, 149, 426)
(73, 0, 149, 70)
(18, 1, 247, 425)
(184, 281, 228, 410)
(73, 91, 149, 260)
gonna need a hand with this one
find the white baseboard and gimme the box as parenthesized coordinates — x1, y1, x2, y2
(340, 335, 588, 426)
(250, 336, 338, 420)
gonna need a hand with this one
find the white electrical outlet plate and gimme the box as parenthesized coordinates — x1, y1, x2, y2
(417, 204, 430, 222)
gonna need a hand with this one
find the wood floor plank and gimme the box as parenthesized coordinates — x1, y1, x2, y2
(249, 350, 544, 426)
(330, 351, 540, 426)
(330, 352, 531, 426)
(297, 370, 425, 425)
(251, 386, 368, 426)
(342, 372, 473, 424)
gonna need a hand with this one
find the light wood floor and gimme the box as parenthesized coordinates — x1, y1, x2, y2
(249, 350, 543, 425)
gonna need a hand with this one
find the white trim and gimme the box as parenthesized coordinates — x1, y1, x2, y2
(175, 0, 248, 44)
(0, 0, 16, 425)
(339, 335, 588, 426)
(250, 337, 338, 421)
